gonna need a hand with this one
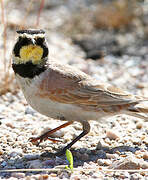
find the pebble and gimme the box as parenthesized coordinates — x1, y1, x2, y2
(132, 138, 142, 145)
(9, 151, 21, 158)
(96, 150, 107, 159)
(50, 173, 57, 177)
(55, 157, 66, 165)
(141, 161, 148, 169)
(1, 161, 7, 167)
(109, 157, 141, 170)
(0, 149, 4, 155)
(27, 174, 50, 180)
(24, 154, 40, 160)
(143, 137, 148, 145)
(106, 153, 118, 159)
(5, 122, 15, 129)
(97, 159, 107, 166)
(28, 160, 43, 169)
(143, 152, 148, 160)
(43, 159, 56, 167)
(58, 171, 71, 179)
(136, 122, 143, 129)
(11, 172, 25, 178)
(106, 130, 120, 140)
(74, 151, 89, 161)
(25, 107, 36, 115)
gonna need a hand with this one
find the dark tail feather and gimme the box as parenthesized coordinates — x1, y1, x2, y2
(128, 103, 148, 121)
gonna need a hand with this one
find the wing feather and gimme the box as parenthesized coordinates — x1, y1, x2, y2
(37, 62, 142, 107)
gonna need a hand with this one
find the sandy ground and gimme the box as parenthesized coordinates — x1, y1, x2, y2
(0, 0, 148, 179)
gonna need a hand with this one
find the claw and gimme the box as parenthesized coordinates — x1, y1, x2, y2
(29, 136, 62, 145)
(29, 137, 41, 146)
(47, 137, 62, 143)
(29, 122, 72, 146)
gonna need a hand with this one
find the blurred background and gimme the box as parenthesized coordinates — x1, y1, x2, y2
(0, 1, 148, 177)
(0, 0, 148, 96)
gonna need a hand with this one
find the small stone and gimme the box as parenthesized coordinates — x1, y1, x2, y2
(11, 172, 25, 178)
(24, 154, 39, 160)
(97, 159, 105, 166)
(5, 122, 15, 129)
(43, 159, 55, 166)
(135, 154, 142, 159)
(73, 151, 81, 160)
(72, 176, 81, 180)
(106, 153, 118, 159)
(106, 130, 120, 140)
(96, 141, 109, 151)
(132, 138, 141, 145)
(143, 137, 148, 145)
(25, 107, 36, 115)
(10, 151, 21, 157)
(1, 161, 7, 167)
(81, 153, 89, 161)
(141, 161, 148, 169)
(109, 157, 140, 170)
(59, 171, 70, 179)
(96, 141, 103, 150)
(96, 150, 107, 159)
(103, 159, 112, 166)
(0, 149, 3, 155)
(55, 157, 66, 165)
(42, 174, 49, 179)
(143, 152, 148, 160)
(50, 173, 57, 177)
(136, 122, 143, 129)
(120, 154, 127, 158)
(28, 160, 42, 169)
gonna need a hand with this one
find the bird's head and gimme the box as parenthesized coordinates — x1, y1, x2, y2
(12, 29, 48, 65)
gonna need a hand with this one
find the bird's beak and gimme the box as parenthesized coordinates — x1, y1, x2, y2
(32, 38, 36, 45)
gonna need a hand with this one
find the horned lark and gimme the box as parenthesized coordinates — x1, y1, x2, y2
(12, 29, 148, 156)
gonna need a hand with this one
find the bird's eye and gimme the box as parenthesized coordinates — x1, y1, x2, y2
(19, 37, 32, 46)
(36, 38, 45, 45)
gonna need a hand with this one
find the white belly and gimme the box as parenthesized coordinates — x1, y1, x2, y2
(26, 94, 103, 122)
(16, 75, 110, 122)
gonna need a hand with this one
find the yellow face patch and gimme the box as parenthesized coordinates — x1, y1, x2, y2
(19, 45, 43, 64)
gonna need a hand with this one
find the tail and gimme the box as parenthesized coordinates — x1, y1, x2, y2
(128, 101, 148, 121)
(134, 107, 148, 114)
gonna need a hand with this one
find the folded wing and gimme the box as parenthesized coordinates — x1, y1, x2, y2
(37, 62, 145, 107)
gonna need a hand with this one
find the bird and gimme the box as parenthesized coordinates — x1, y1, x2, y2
(12, 29, 148, 156)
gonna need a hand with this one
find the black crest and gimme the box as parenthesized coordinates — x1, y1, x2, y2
(17, 29, 45, 35)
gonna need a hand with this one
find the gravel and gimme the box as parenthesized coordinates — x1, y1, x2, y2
(0, 0, 148, 179)
(0, 35, 147, 178)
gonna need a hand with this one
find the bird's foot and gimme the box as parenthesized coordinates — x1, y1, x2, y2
(29, 135, 62, 146)
(29, 122, 72, 145)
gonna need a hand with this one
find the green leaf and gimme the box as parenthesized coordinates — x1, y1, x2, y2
(65, 149, 73, 172)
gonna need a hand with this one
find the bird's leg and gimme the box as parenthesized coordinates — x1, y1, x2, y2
(29, 121, 73, 145)
(41, 120, 91, 157)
